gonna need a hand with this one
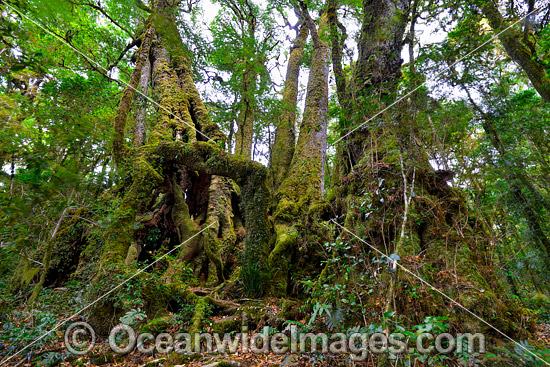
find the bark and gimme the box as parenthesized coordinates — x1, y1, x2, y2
(327, 0, 354, 183)
(269, 6, 331, 296)
(270, 23, 308, 190)
(150, 37, 196, 142)
(151, 0, 225, 143)
(352, 0, 410, 99)
(279, 8, 330, 199)
(327, 0, 350, 109)
(326, 0, 521, 336)
(234, 64, 256, 158)
(334, 0, 411, 177)
(153, 141, 270, 272)
(148, 0, 238, 286)
(113, 26, 154, 166)
(479, 0, 550, 102)
(133, 56, 151, 146)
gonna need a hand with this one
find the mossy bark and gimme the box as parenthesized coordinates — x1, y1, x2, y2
(152, 141, 271, 280)
(269, 8, 331, 296)
(150, 41, 196, 142)
(113, 26, 154, 166)
(86, 1, 271, 326)
(133, 45, 151, 147)
(99, 156, 163, 267)
(201, 176, 237, 284)
(270, 23, 308, 191)
(234, 63, 257, 158)
(335, 0, 411, 177)
(325, 0, 522, 336)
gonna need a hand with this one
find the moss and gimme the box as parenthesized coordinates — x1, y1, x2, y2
(99, 156, 162, 267)
(124, 243, 140, 266)
(266, 12, 331, 296)
(268, 224, 298, 296)
(189, 296, 207, 336)
(239, 302, 269, 328)
(172, 178, 198, 240)
(12, 257, 39, 290)
(270, 24, 307, 190)
(532, 292, 550, 305)
(167, 352, 202, 366)
(152, 142, 270, 287)
(211, 315, 240, 334)
(89, 351, 124, 365)
(217, 362, 237, 367)
(150, 56, 196, 143)
(141, 316, 171, 333)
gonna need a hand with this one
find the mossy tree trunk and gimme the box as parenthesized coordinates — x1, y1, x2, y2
(234, 62, 257, 158)
(269, 4, 331, 296)
(133, 48, 151, 147)
(327, 0, 522, 335)
(88, 0, 272, 330)
(269, 22, 308, 191)
(339, 0, 411, 174)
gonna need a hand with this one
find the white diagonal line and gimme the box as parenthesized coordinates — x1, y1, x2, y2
(332, 6, 545, 146)
(0, 222, 216, 366)
(331, 220, 550, 366)
(2, 2, 216, 143)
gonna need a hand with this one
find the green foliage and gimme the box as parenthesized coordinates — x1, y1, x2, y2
(0, 311, 58, 357)
(206, 0, 281, 153)
(239, 261, 266, 297)
(486, 341, 550, 366)
(37, 351, 67, 366)
(120, 308, 147, 326)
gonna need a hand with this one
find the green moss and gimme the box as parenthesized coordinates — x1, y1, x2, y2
(141, 316, 171, 333)
(211, 315, 240, 334)
(113, 26, 154, 167)
(268, 224, 298, 296)
(532, 292, 550, 305)
(189, 297, 207, 336)
(99, 156, 162, 267)
(12, 258, 39, 289)
(124, 244, 140, 266)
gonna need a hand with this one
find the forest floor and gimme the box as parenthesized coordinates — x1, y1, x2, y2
(2, 279, 550, 366)
(2, 293, 550, 367)
(4, 316, 550, 366)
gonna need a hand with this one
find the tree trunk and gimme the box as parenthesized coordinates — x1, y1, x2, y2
(112, 26, 154, 166)
(234, 63, 256, 158)
(133, 56, 151, 147)
(269, 7, 330, 296)
(270, 23, 308, 190)
(88, 0, 271, 331)
(329, 0, 522, 336)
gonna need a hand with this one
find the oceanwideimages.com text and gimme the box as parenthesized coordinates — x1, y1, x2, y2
(65, 322, 485, 361)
